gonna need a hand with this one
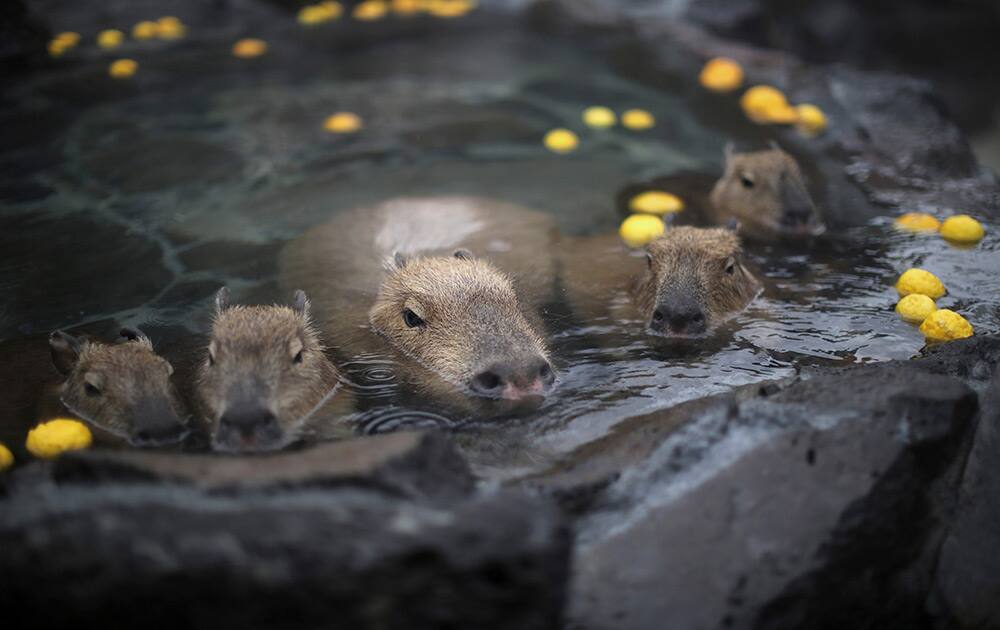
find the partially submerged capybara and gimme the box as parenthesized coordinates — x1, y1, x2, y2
(617, 144, 823, 240)
(709, 144, 823, 238)
(195, 288, 347, 453)
(279, 196, 557, 405)
(559, 226, 762, 336)
(48, 327, 190, 446)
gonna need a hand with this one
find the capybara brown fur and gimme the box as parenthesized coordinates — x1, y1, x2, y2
(559, 226, 762, 336)
(195, 288, 347, 453)
(48, 327, 190, 446)
(279, 196, 558, 406)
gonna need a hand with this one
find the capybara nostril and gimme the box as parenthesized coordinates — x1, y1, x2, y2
(471, 358, 554, 400)
(129, 398, 188, 447)
(657, 304, 708, 335)
(471, 369, 506, 396)
(537, 360, 555, 386)
(219, 405, 277, 436)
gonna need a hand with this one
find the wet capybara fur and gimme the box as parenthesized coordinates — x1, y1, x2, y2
(48, 327, 190, 447)
(710, 145, 823, 239)
(195, 288, 345, 453)
(616, 145, 822, 241)
(280, 196, 558, 407)
(559, 226, 761, 337)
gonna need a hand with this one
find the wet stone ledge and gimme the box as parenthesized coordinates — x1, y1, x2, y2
(0, 430, 570, 630)
(519, 342, 993, 629)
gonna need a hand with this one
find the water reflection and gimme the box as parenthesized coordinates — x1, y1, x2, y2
(1, 16, 997, 475)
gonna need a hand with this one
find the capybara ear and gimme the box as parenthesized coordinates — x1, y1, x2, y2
(215, 287, 231, 313)
(292, 290, 311, 317)
(723, 141, 735, 167)
(49, 330, 82, 375)
(119, 327, 153, 348)
(383, 252, 408, 273)
(453, 248, 474, 261)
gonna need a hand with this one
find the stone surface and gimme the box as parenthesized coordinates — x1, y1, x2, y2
(522, 362, 979, 629)
(931, 367, 1000, 627)
(0, 482, 569, 630)
(54, 430, 475, 501)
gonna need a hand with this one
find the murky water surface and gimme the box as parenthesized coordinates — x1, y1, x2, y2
(3, 12, 998, 474)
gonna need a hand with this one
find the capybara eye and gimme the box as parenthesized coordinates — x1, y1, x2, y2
(293, 349, 304, 364)
(725, 257, 736, 275)
(740, 174, 755, 189)
(402, 308, 425, 328)
(84, 382, 102, 397)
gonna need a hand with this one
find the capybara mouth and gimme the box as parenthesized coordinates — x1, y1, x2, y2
(774, 217, 826, 237)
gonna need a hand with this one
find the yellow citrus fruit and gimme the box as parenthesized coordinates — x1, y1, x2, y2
(621, 109, 655, 130)
(56, 31, 81, 46)
(156, 16, 186, 39)
(392, 0, 423, 14)
(543, 128, 579, 153)
(318, 1, 344, 18)
(0, 442, 13, 471)
(48, 40, 70, 57)
(629, 191, 684, 216)
(939, 215, 985, 244)
(109, 58, 138, 79)
(232, 38, 268, 58)
(26, 418, 93, 459)
(132, 20, 158, 40)
(582, 106, 616, 129)
(794, 103, 827, 137)
(324, 112, 364, 133)
(895, 268, 946, 299)
(97, 29, 125, 50)
(895, 294, 936, 324)
(740, 85, 797, 124)
(920, 309, 973, 342)
(619, 214, 666, 248)
(425, 0, 475, 17)
(894, 212, 941, 233)
(699, 57, 743, 93)
(353, 0, 389, 20)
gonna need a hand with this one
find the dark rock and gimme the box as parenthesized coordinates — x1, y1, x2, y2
(930, 368, 1000, 627)
(54, 431, 476, 501)
(0, 483, 569, 630)
(915, 335, 1000, 386)
(522, 363, 977, 629)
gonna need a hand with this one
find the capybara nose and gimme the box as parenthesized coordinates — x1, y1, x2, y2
(470, 357, 555, 400)
(129, 399, 188, 447)
(218, 403, 278, 442)
(652, 305, 706, 335)
(781, 205, 814, 227)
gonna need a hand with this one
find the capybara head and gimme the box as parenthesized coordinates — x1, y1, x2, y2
(632, 226, 762, 336)
(369, 250, 555, 402)
(197, 288, 339, 453)
(710, 144, 823, 238)
(49, 327, 189, 446)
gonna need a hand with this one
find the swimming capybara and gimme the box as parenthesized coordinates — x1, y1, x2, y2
(279, 196, 558, 408)
(559, 226, 762, 336)
(48, 327, 190, 446)
(195, 288, 348, 453)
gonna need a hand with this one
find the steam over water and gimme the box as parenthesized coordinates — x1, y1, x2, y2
(2, 14, 998, 475)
